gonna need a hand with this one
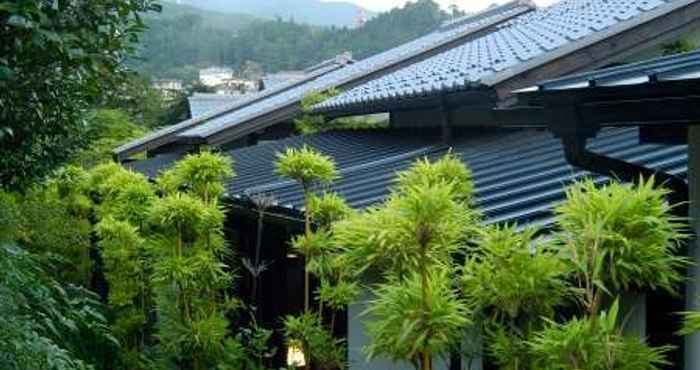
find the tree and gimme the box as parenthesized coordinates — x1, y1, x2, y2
(0, 193, 119, 370)
(149, 151, 236, 370)
(462, 177, 687, 370)
(0, 0, 160, 190)
(276, 146, 338, 311)
(334, 154, 478, 370)
(72, 110, 146, 169)
(89, 163, 157, 369)
(461, 226, 571, 369)
(554, 178, 688, 317)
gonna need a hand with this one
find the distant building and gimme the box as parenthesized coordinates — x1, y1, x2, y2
(199, 67, 234, 87)
(152, 79, 184, 100)
(152, 79, 183, 92)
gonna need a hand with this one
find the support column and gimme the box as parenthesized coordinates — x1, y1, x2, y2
(685, 126, 700, 370)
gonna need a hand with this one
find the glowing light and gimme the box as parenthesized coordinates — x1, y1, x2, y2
(287, 342, 306, 367)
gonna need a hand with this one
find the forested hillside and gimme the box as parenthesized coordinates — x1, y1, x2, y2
(171, 0, 373, 27)
(134, 0, 453, 81)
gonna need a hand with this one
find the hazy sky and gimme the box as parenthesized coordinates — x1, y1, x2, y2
(325, 0, 559, 12)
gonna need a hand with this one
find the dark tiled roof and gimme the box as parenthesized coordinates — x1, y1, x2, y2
(130, 127, 687, 228)
(524, 49, 700, 91)
(115, 1, 532, 156)
(315, 0, 694, 113)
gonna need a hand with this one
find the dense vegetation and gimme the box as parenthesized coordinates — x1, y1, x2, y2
(3, 1, 700, 370)
(0, 0, 162, 190)
(134, 0, 454, 80)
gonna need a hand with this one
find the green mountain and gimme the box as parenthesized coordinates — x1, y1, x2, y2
(167, 0, 373, 27)
(134, 0, 450, 81)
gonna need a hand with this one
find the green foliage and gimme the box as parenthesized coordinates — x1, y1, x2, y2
(364, 269, 471, 363)
(555, 178, 688, 310)
(680, 310, 700, 335)
(158, 150, 235, 203)
(0, 0, 160, 190)
(317, 279, 360, 312)
(333, 154, 477, 370)
(661, 39, 696, 55)
(284, 313, 346, 370)
(335, 180, 473, 277)
(529, 301, 671, 370)
(15, 178, 92, 286)
(276, 145, 338, 190)
(222, 319, 276, 370)
(0, 243, 119, 370)
(149, 151, 235, 369)
(0, 191, 20, 243)
(309, 192, 354, 228)
(296, 91, 389, 134)
(462, 225, 571, 321)
(396, 153, 475, 203)
(72, 110, 147, 168)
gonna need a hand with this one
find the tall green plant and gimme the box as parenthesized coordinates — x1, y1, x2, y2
(461, 225, 571, 369)
(555, 178, 688, 317)
(16, 166, 93, 287)
(334, 154, 477, 370)
(149, 151, 235, 370)
(529, 301, 671, 370)
(276, 145, 337, 311)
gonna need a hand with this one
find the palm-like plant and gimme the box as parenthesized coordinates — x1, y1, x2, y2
(149, 151, 235, 370)
(555, 177, 688, 317)
(276, 145, 337, 311)
(529, 300, 671, 370)
(334, 155, 477, 370)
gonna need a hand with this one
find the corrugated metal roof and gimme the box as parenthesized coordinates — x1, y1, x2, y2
(315, 0, 695, 113)
(115, 1, 532, 157)
(129, 127, 687, 228)
(529, 49, 700, 91)
(188, 93, 248, 118)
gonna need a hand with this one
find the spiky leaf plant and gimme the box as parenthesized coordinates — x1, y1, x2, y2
(462, 225, 571, 322)
(529, 300, 671, 370)
(308, 192, 354, 228)
(276, 145, 338, 313)
(158, 151, 234, 203)
(149, 152, 235, 370)
(461, 225, 572, 370)
(679, 309, 700, 335)
(333, 155, 477, 370)
(364, 269, 471, 365)
(395, 153, 474, 203)
(555, 178, 688, 316)
(275, 146, 338, 192)
(335, 180, 473, 278)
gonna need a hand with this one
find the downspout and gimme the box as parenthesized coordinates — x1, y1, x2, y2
(439, 95, 452, 142)
(561, 134, 688, 216)
(550, 102, 688, 216)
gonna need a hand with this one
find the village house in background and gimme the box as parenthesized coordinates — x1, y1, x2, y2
(151, 78, 184, 99)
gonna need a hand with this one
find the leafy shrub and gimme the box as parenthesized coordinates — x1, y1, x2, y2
(529, 301, 670, 370)
(364, 269, 471, 363)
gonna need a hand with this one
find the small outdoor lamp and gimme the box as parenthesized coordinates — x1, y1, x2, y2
(286, 340, 306, 368)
